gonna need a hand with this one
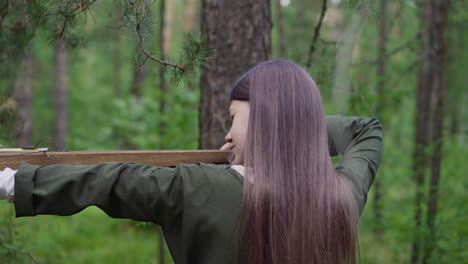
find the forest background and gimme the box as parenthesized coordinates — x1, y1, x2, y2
(0, 0, 466, 263)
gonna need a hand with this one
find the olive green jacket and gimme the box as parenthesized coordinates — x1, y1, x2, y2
(13, 116, 383, 264)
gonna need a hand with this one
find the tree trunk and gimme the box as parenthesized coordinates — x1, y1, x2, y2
(411, 2, 432, 262)
(422, 0, 448, 262)
(182, 0, 199, 93)
(332, 0, 374, 114)
(446, 11, 463, 139)
(158, 226, 166, 264)
(163, 0, 175, 55)
(411, 0, 449, 263)
(14, 51, 33, 148)
(275, 0, 286, 57)
(54, 40, 69, 151)
(288, 0, 308, 62)
(113, 6, 123, 96)
(448, 103, 460, 137)
(159, 0, 168, 150)
(373, 0, 387, 240)
(199, 0, 271, 149)
(184, 0, 198, 33)
(130, 50, 147, 98)
(158, 2, 168, 262)
(123, 50, 147, 150)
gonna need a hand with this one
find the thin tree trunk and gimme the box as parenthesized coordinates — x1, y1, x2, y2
(199, 0, 271, 149)
(276, 0, 286, 57)
(158, 227, 165, 264)
(392, 0, 404, 146)
(159, 0, 168, 150)
(411, 2, 432, 262)
(332, 0, 374, 114)
(121, 43, 149, 151)
(411, 0, 449, 263)
(122, 51, 147, 150)
(446, 16, 462, 138)
(163, 0, 175, 55)
(183, 0, 199, 93)
(158, 1, 168, 262)
(373, 0, 387, 240)
(54, 40, 68, 151)
(184, 0, 198, 33)
(14, 51, 33, 148)
(113, 6, 123, 96)
(423, 0, 448, 262)
(388, 0, 402, 38)
(288, 0, 308, 62)
(130, 50, 146, 98)
(126, 1, 155, 150)
(449, 115, 459, 136)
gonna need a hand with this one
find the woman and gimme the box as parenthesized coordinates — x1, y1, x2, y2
(0, 59, 383, 264)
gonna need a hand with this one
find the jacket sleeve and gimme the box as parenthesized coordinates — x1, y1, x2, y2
(326, 115, 383, 214)
(14, 161, 184, 226)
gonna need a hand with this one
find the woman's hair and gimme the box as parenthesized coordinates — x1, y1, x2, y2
(230, 60, 358, 264)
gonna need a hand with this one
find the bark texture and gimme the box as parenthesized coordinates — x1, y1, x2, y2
(199, 0, 271, 149)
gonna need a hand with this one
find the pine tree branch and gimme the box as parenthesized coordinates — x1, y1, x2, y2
(139, 44, 186, 71)
(70, 0, 97, 16)
(130, 0, 186, 72)
(56, 0, 97, 39)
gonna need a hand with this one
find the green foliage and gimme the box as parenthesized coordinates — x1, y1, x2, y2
(0, 0, 95, 69)
(0, 205, 172, 264)
(0, 0, 466, 263)
(0, 205, 30, 264)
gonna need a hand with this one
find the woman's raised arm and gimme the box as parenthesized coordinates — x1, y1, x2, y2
(326, 115, 384, 214)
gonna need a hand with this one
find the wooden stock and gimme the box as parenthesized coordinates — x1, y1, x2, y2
(0, 150, 231, 170)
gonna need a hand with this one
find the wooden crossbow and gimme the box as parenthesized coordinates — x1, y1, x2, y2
(0, 148, 231, 170)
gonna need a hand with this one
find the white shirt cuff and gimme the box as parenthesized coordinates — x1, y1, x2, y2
(0, 167, 16, 203)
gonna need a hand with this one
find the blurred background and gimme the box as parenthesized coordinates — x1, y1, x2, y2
(0, 0, 466, 263)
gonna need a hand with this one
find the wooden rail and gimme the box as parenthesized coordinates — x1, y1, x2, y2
(0, 150, 231, 170)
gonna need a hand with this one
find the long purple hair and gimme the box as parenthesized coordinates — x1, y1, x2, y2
(230, 60, 358, 264)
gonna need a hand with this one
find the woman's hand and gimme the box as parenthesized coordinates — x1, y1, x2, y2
(219, 142, 234, 151)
